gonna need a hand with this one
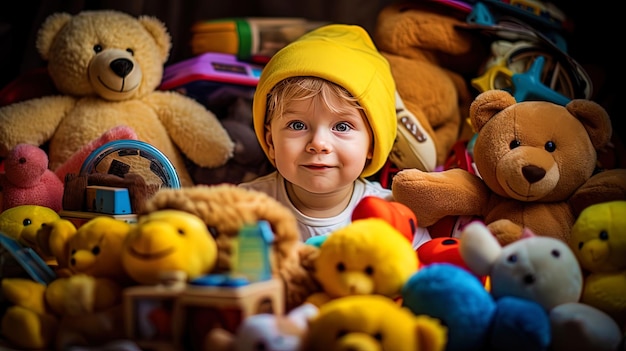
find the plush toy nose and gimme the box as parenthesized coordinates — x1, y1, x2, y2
(522, 165, 546, 183)
(110, 58, 134, 78)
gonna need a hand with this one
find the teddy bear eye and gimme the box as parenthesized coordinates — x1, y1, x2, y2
(337, 329, 348, 339)
(92, 246, 100, 255)
(177, 229, 185, 236)
(373, 332, 383, 341)
(599, 230, 609, 240)
(507, 254, 518, 263)
(93, 44, 103, 53)
(551, 249, 561, 258)
(126, 48, 134, 56)
(336, 262, 346, 272)
(207, 226, 219, 239)
(509, 140, 521, 149)
(544, 141, 556, 152)
(364, 266, 374, 275)
(22, 218, 32, 226)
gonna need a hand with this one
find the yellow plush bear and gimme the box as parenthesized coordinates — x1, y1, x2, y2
(569, 200, 626, 329)
(301, 294, 447, 351)
(306, 218, 419, 307)
(0, 10, 234, 187)
(0, 216, 132, 350)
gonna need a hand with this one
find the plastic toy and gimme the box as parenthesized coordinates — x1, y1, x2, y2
(301, 294, 447, 351)
(351, 195, 417, 243)
(568, 200, 626, 328)
(305, 218, 419, 307)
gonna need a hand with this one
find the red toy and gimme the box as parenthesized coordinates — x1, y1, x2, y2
(417, 236, 487, 285)
(351, 196, 417, 243)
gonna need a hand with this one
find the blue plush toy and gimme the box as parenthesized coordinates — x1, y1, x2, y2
(401, 263, 551, 351)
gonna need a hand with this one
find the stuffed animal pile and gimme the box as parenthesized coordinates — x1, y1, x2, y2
(392, 89, 626, 245)
(0, 10, 234, 187)
(2, 3, 626, 351)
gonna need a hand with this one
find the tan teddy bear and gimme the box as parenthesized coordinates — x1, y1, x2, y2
(0, 10, 234, 187)
(392, 89, 626, 245)
(373, 1, 488, 171)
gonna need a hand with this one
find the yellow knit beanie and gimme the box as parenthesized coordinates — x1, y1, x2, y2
(252, 24, 397, 177)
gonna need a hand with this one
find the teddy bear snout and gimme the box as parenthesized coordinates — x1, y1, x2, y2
(522, 165, 546, 184)
(110, 58, 134, 78)
(88, 48, 142, 100)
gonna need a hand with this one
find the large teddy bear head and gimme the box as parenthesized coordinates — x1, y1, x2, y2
(373, 1, 488, 171)
(0, 10, 234, 187)
(393, 89, 626, 245)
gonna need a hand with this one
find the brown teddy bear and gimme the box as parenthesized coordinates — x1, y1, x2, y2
(140, 184, 320, 311)
(0, 10, 234, 187)
(373, 1, 488, 171)
(392, 89, 626, 245)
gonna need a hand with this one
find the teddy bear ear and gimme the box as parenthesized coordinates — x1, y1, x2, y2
(565, 99, 612, 150)
(36, 12, 72, 61)
(138, 15, 172, 63)
(469, 89, 517, 132)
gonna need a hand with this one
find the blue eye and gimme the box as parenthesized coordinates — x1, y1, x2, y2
(334, 122, 351, 132)
(288, 121, 305, 130)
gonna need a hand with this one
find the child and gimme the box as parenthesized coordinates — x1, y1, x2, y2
(239, 24, 430, 248)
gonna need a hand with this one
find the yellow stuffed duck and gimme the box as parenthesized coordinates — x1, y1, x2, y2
(305, 218, 419, 307)
(121, 209, 219, 285)
(569, 200, 626, 329)
(0, 10, 234, 187)
(300, 294, 447, 351)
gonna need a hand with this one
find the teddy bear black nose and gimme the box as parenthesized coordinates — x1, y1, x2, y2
(110, 58, 134, 78)
(522, 165, 545, 183)
(523, 274, 536, 285)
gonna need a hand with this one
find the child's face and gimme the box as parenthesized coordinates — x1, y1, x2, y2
(265, 94, 373, 195)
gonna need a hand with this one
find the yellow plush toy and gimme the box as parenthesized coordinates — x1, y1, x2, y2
(1, 216, 133, 350)
(0, 204, 60, 264)
(121, 209, 218, 285)
(306, 218, 419, 307)
(140, 184, 320, 311)
(300, 294, 447, 351)
(569, 200, 626, 328)
(0, 10, 234, 187)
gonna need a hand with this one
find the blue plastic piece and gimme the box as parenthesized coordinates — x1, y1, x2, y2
(190, 273, 250, 287)
(305, 235, 328, 247)
(511, 56, 571, 106)
(467, 2, 496, 26)
(0, 233, 56, 285)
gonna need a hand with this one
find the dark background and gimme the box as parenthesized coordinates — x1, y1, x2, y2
(1, 1, 623, 165)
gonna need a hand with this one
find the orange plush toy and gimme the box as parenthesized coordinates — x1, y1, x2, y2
(373, 1, 488, 171)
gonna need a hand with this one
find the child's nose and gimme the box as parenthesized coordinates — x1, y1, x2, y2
(307, 129, 331, 153)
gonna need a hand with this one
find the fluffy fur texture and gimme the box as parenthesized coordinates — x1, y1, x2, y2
(0, 10, 234, 187)
(393, 89, 626, 245)
(140, 184, 320, 311)
(374, 1, 488, 170)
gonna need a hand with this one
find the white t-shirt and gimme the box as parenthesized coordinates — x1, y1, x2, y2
(239, 171, 431, 249)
